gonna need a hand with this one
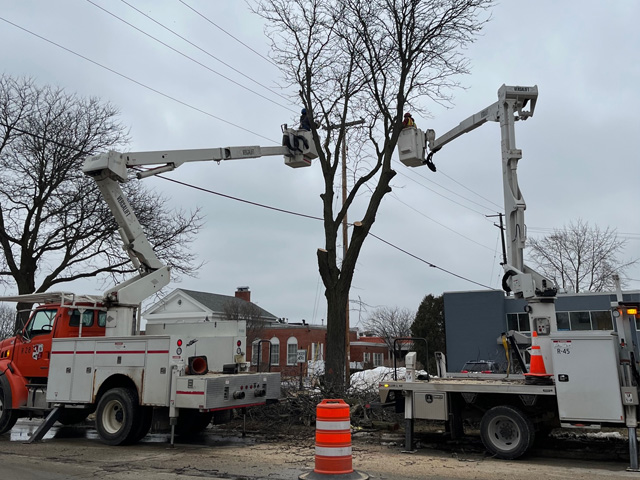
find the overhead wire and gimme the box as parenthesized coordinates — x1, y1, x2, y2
(0, 16, 277, 144)
(85, 0, 297, 114)
(119, 0, 293, 105)
(178, 0, 280, 69)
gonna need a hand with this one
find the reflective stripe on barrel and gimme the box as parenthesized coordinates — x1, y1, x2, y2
(314, 399, 353, 475)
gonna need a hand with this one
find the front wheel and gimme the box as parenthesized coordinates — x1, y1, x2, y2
(95, 388, 138, 445)
(480, 405, 534, 460)
(0, 383, 19, 435)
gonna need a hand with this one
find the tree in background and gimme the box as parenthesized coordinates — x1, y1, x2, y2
(223, 299, 270, 369)
(255, 0, 494, 394)
(411, 294, 445, 373)
(0, 75, 202, 331)
(527, 219, 637, 293)
(363, 306, 414, 356)
(0, 304, 14, 340)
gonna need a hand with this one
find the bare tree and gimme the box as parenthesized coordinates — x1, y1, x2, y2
(223, 299, 271, 369)
(0, 304, 15, 340)
(0, 75, 202, 330)
(363, 306, 414, 354)
(254, 0, 493, 393)
(527, 219, 638, 293)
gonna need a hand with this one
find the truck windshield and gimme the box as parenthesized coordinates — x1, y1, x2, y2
(25, 309, 57, 338)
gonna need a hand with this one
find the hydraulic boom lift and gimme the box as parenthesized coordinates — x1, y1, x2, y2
(0, 125, 316, 445)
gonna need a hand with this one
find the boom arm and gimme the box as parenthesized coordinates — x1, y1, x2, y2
(82, 126, 316, 335)
(397, 85, 559, 350)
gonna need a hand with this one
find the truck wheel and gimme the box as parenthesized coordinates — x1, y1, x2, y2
(0, 384, 19, 435)
(126, 406, 153, 444)
(95, 388, 138, 446)
(480, 405, 534, 460)
(176, 410, 213, 436)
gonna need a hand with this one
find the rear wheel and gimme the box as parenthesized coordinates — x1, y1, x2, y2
(480, 405, 534, 460)
(95, 388, 138, 446)
(176, 410, 213, 436)
(126, 406, 153, 444)
(0, 384, 19, 435)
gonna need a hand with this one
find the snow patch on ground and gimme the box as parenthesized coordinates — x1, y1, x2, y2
(349, 367, 428, 393)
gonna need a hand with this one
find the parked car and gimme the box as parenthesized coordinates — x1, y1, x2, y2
(460, 360, 501, 373)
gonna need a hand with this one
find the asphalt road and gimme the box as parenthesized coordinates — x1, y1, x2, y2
(0, 419, 638, 480)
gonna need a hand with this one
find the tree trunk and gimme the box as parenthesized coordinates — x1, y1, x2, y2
(324, 286, 348, 395)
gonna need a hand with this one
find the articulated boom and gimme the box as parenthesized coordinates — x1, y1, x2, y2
(81, 126, 316, 336)
(397, 85, 559, 367)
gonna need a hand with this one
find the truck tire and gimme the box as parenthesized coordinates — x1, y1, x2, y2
(0, 383, 19, 435)
(480, 405, 535, 460)
(95, 387, 138, 446)
(176, 410, 213, 436)
(126, 406, 153, 444)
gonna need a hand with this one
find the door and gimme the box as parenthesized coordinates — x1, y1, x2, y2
(13, 308, 58, 380)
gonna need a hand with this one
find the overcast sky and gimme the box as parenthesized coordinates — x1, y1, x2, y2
(1, 1, 639, 327)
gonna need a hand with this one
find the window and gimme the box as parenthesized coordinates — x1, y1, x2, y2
(506, 313, 530, 332)
(363, 352, 371, 364)
(373, 353, 384, 367)
(26, 309, 56, 337)
(69, 309, 94, 327)
(98, 311, 107, 328)
(570, 311, 591, 330)
(251, 340, 260, 365)
(591, 311, 613, 330)
(270, 337, 280, 365)
(287, 337, 298, 365)
(556, 312, 570, 330)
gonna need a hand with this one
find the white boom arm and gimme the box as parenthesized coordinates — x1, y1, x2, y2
(82, 127, 316, 335)
(397, 85, 559, 364)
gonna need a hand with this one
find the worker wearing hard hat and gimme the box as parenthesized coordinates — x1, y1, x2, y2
(402, 112, 416, 128)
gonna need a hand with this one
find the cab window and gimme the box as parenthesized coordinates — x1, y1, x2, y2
(25, 309, 57, 337)
(98, 311, 106, 328)
(69, 309, 94, 327)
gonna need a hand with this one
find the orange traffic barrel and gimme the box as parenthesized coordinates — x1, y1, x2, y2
(299, 399, 368, 480)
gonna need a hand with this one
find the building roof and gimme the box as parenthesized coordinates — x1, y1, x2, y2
(176, 289, 278, 321)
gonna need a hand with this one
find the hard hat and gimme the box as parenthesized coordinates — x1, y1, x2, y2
(404, 112, 411, 117)
(301, 108, 307, 114)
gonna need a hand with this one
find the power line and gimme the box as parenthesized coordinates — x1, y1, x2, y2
(397, 162, 498, 214)
(437, 167, 503, 210)
(86, 0, 296, 113)
(178, 0, 279, 69)
(0, 16, 277, 144)
(389, 193, 495, 251)
(120, 0, 293, 105)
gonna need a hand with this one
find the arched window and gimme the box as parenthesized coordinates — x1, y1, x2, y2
(287, 336, 298, 365)
(270, 337, 280, 365)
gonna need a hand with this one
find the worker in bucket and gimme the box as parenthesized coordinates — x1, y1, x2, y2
(299, 107, 319, 131)
(402, 112, 416, 128)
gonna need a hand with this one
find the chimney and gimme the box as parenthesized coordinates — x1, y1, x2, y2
(235, 286, 251, 302)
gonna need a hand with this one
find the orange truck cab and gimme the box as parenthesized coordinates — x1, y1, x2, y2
(0, 298, 106, 433)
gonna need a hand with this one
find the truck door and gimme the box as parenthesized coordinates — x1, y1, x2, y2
(12, 308, 58, 380)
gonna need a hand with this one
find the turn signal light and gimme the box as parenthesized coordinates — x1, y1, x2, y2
(627, 308, 638, 315)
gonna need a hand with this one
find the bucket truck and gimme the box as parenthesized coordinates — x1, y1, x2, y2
(381, 85, 640, 467)
(0, 126, 317, 446)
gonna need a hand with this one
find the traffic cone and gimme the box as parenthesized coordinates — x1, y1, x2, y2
(299, 399, 369, 480)
(524, 331, 553, 385)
